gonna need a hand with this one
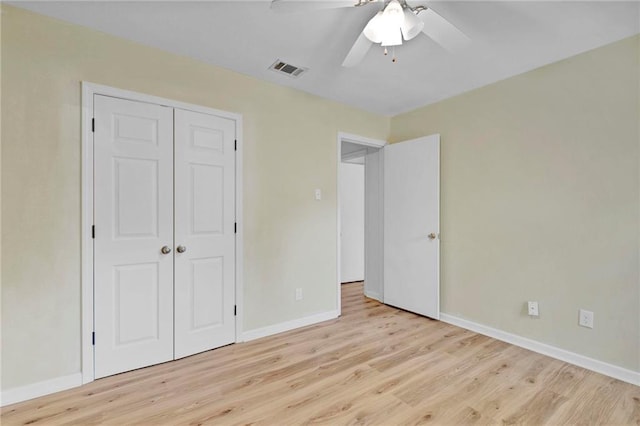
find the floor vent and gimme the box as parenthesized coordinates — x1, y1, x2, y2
(269, 60, 307, 78)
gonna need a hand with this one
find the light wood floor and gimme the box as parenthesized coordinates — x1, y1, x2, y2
(2, 282, 639, 425)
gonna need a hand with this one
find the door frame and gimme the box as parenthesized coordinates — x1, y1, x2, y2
(81, 82, 244, 384)
(336, 132, 386, 315)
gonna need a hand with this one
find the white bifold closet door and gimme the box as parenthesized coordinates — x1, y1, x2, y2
(94, 95, 236, 379)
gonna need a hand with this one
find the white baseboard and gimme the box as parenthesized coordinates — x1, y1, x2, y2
(242, 310, 339, 342)
(1, 372, 82, 407)
(364, 291, 382, 302)
(440, 313, 640, 386)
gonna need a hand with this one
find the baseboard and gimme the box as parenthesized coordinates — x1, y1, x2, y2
(242, 310, 339, 342)
(1, 372, 82, 407)
(440, 313, 640, 386)
(363, 290, 381, 302)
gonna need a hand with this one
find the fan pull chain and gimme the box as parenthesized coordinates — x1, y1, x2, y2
(384, 46, 397, 63)
(382, 47, 397, 63)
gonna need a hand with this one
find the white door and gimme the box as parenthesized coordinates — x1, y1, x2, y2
(383, 135, 440, 319)
(94, 95, 175, 378)
(174, 109, 236, 359)
(340, 163, 365, 283)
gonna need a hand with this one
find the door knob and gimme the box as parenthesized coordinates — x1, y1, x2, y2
(161, 245, 172, 254)
(428, 233, 437, 240)
(176, 245, 187, 253)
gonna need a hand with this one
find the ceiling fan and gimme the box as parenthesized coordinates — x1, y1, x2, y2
(271, 0, 470, 67)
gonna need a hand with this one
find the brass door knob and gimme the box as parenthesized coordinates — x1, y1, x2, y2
(428, 233, 437, 240)
(176, 245, 187, 253)
(161, 245, 172, 254)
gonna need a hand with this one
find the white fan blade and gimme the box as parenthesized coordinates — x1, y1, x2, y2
(419, 8, 470, 52)
(271, 0, 361, 14)
(342, 32, 373, 67)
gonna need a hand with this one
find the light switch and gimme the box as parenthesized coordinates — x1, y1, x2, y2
(315, 189, 322, 200)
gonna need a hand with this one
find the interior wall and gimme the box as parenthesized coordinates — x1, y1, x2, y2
(0, 5, 389, 391)
(390, 35, 640, 372)
(364, 149, 384, 301)
(340, 162, 365, 283)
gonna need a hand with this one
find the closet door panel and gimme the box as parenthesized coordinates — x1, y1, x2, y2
(93, 95, 174, 378)
(174, 109, 236, 358)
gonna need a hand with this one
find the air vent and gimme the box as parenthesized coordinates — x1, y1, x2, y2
(269, 60, 308, 78)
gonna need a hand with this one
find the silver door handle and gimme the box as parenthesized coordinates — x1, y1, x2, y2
(428, 233, 437, 240)
(161, 245, 172, 254)
(176, 245, 186, 253)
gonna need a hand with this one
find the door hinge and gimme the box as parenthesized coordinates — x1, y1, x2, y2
(234, 140, 237, 151)
(91, 118, 95, 133)
(92, 332, 95, 346)
(234, 305, 237, 316)
(234, 222, 237, 234)
(92, 225, 95, 239)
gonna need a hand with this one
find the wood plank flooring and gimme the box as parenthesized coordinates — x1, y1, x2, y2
(2, 282, 639, 425)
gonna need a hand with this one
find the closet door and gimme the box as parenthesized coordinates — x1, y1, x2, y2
(174, 109, 236, 358)
(94, 95, 174, 378)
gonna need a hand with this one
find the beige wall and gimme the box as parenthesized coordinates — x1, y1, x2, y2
(0, 5, 389, 390)
(391, 35, 640, 371)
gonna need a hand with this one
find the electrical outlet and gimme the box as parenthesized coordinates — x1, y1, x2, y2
(527, 301, 539, 317)
(579, 309, 594, 328)
(295, 288, 303, 301)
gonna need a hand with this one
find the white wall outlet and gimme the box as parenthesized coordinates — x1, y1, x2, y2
(579, 309, 594, 328)
(295, 288, 303, 301)
(315, 189, 322, 200)
(527, 301, 539, 317)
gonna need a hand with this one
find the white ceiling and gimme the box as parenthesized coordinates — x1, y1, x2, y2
(11, 1, 640, 116)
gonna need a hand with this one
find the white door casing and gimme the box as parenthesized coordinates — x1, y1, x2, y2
(383, 135, 440, 319)
(174, 109, 236, 359)
(93, 95, 175, 379)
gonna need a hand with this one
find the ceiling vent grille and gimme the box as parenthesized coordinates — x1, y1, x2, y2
(269, 60, 307, 78)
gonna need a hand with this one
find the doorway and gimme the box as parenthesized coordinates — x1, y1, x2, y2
(337, 133, 385, 313)
(340, 149, 365, 284)
(337, 132, 441, 319)
(340, 161, 364, 284)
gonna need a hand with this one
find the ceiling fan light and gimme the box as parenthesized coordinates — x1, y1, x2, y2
(378, 0, 403, 46)
(383, 0, 404, 28)
(401, 9, 424, 41)
(363, 11, 384, 43)
(380, 28, 403, 47)
(363, 0, 405, 47)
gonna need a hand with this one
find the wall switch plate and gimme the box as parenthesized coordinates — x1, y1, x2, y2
(527, 301, 539, 317)
(295, 288, 303, 301)
(579, 309, 594, 328)
(315, 189, 322, 200)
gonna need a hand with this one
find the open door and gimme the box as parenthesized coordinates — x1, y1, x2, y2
(383, 135, 440, 319)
